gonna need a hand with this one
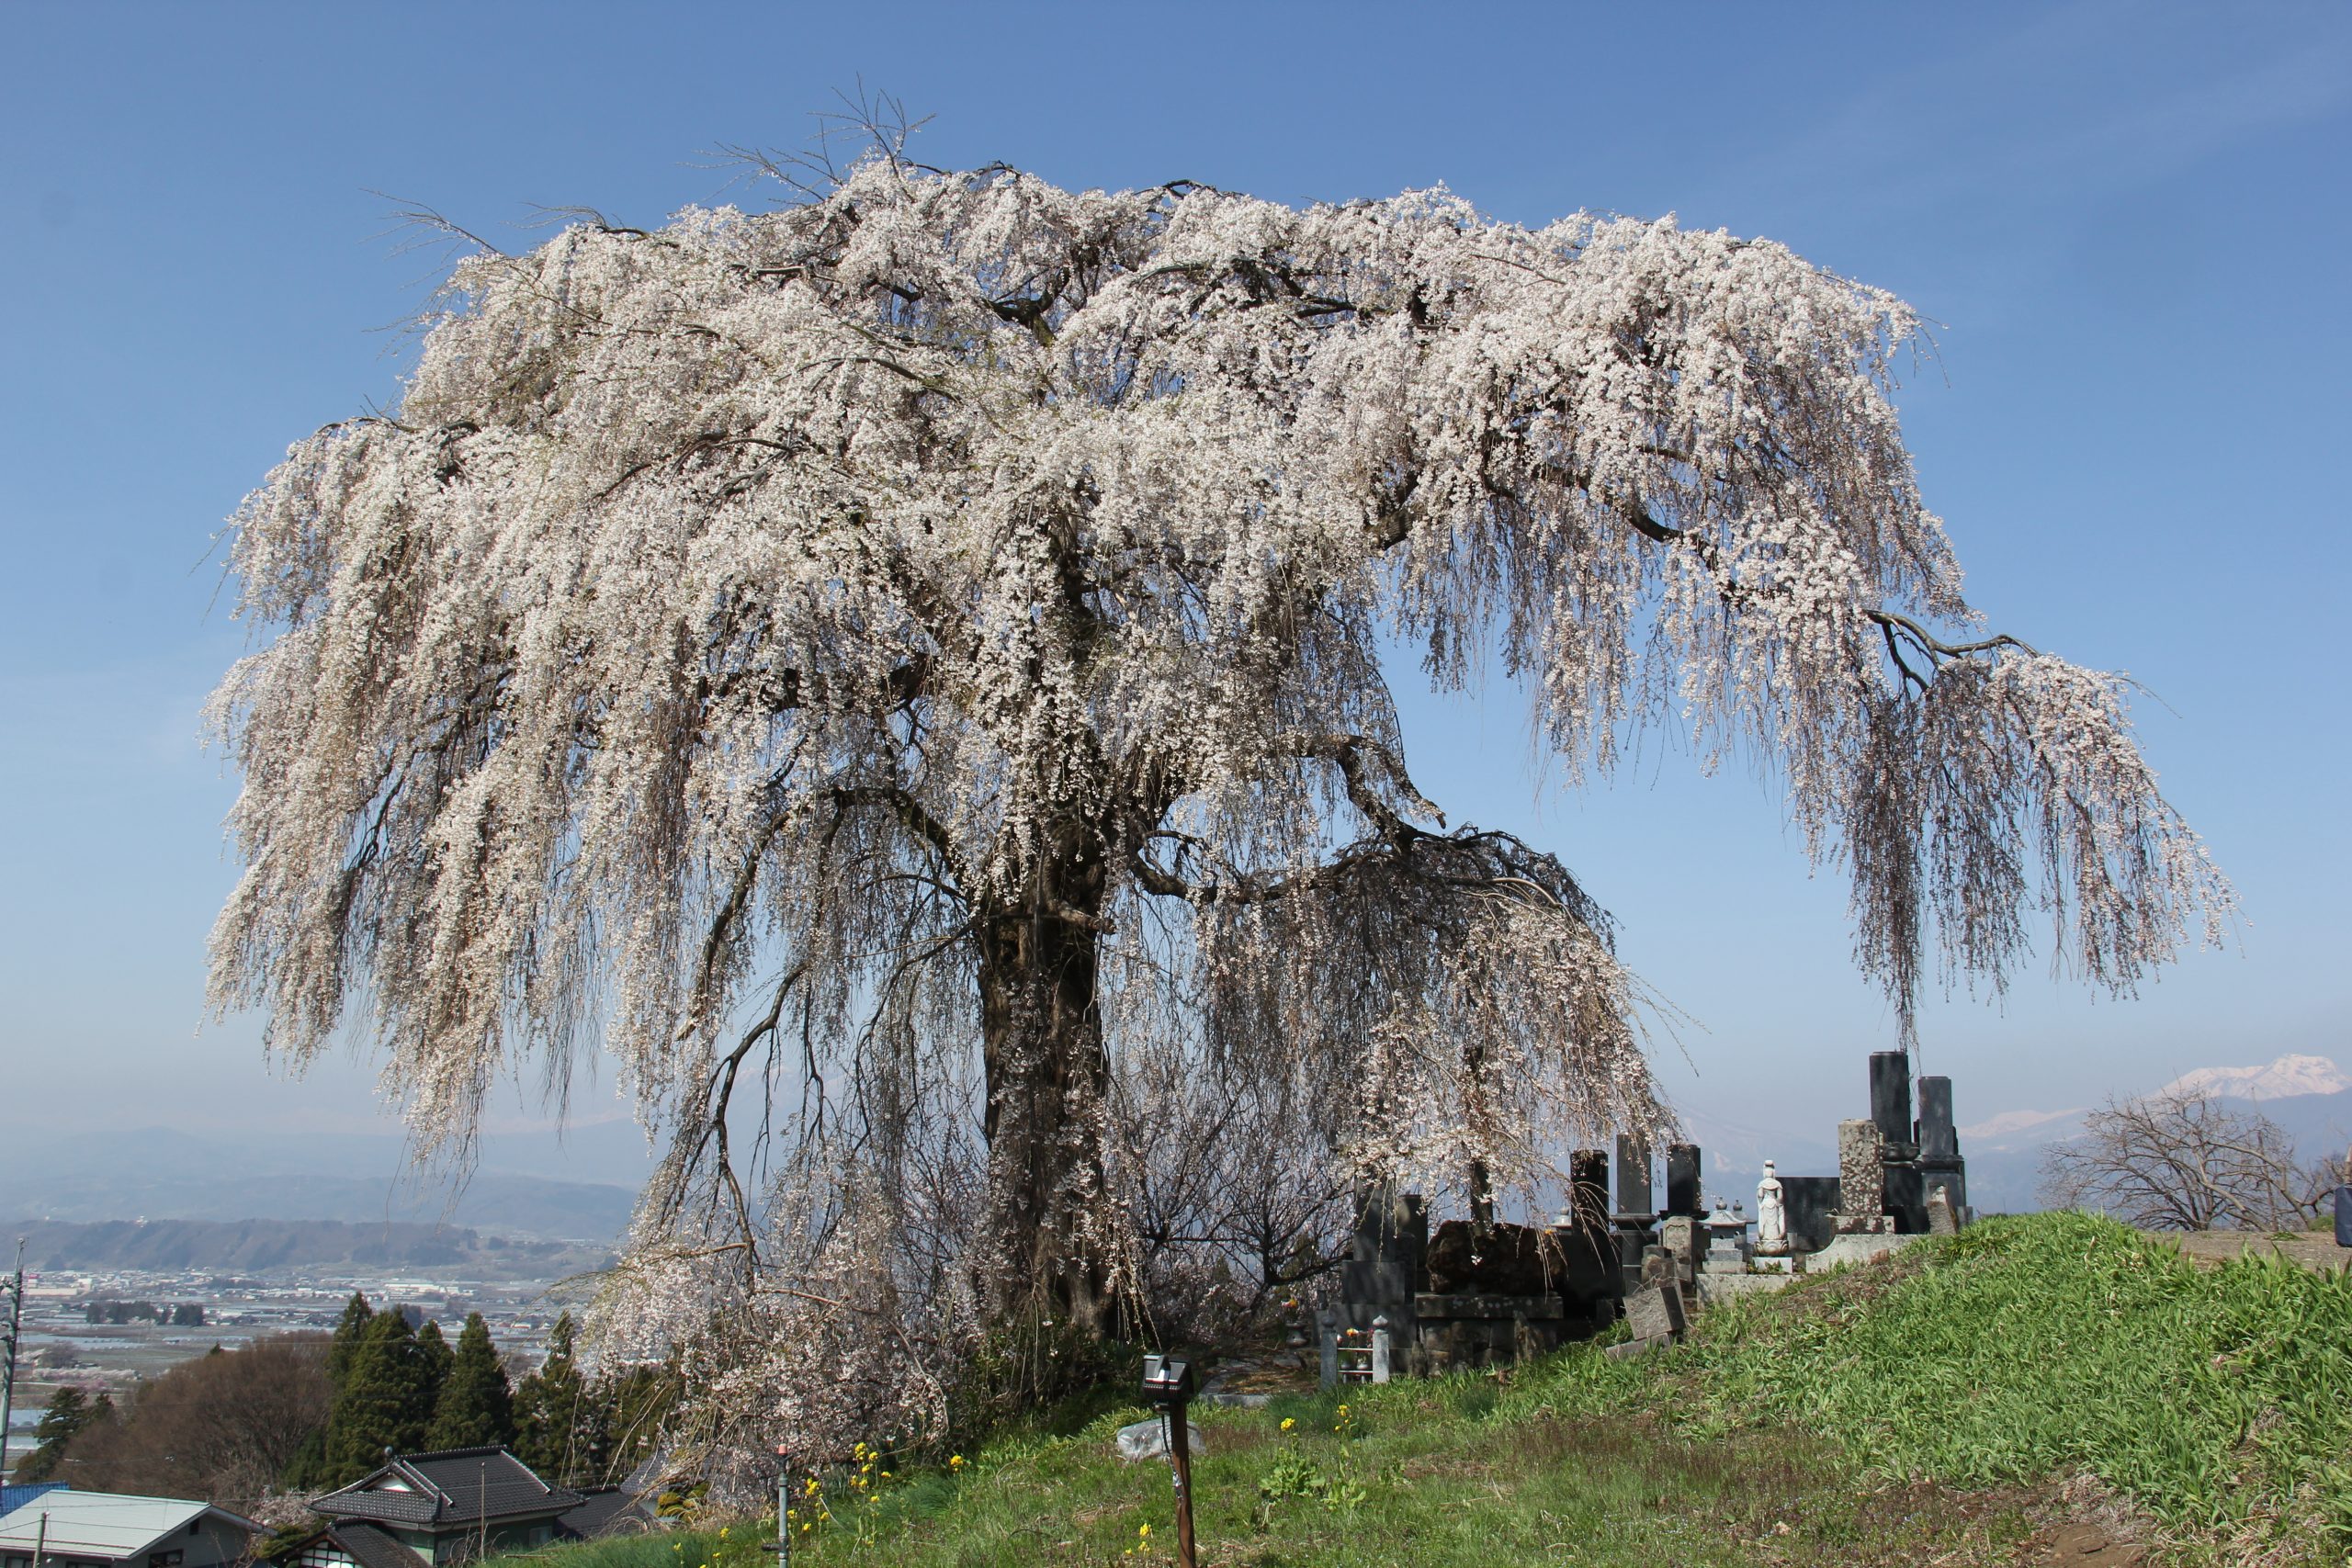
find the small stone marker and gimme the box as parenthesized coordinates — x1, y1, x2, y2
(1925, 1186, 1959, 1237)
(1702, 1196, 1750, 1274)
(1622, 1280, 1685, 1345)
(1659, 1214, 1698, 1285)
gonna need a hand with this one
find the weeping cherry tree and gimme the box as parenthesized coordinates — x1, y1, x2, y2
(208, 143, 2231, 1453)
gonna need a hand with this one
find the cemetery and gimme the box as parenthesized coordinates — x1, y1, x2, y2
(1317, 1047, 1976, 1382)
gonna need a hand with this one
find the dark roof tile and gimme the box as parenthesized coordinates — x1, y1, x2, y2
(313, 1449, 583, 1529)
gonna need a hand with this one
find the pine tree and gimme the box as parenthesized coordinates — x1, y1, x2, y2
(512, 1312, 586, 1483)
(414, 1316, 453, 1434)
(325, 1292, 375, 1387)
(12, 1386, 98, 1482)
(323, 1308, 436, 1482)
(427, 1313, 514, 1450)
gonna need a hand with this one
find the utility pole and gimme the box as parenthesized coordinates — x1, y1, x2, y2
(2, 1238, 26, 1480)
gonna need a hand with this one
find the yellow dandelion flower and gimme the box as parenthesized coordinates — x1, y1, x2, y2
(1280, 1416, 1295, 1431)
(949, 1454, 965, 1470)
(1138, 1523, 1150, 1538)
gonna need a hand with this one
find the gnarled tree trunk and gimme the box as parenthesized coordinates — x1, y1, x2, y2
(973, 826, 1114, 1335)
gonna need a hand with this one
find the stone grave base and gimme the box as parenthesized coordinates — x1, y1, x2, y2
(1807, 1232, 1924, 1272)
(1410, 1292, 1565, 1372)
(1695, 1272, 1798, 1305)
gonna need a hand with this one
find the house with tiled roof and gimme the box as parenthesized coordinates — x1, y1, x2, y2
(287, 1450, 584, 1568)
(0, 1491, 253, 1568)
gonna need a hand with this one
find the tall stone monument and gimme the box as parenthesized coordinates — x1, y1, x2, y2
(1612, 1134, 1657, 1296)
(1832, 1119, 1894, 1235)
(1665, 1143, 1704, 1219)
(1339, 1182, 1426, 1335)
(1916, 1074, 1970, 1224)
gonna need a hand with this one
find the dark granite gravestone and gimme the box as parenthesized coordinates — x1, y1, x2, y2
(1884, 1162, 1928, 1235)
(1339, 1184, 1425, 1334)
(1615, 1134, 1654, 1215)
(1870, 1051, 1915, 1154)
(1569, 1147, 1611, 1224)
(1666, 1143, 1703, 1219)
(1613, 1134, 1657, 1296)
(1426, 1220, 1552, 1295)
(1917, 1074, 1971, 1223)
(1917, 1076, 1959, 1161)
(2336, 1186, 2350, 1249)
(1556, 1148, 1622, 1328)
(1777, 1176, 1843, 1253)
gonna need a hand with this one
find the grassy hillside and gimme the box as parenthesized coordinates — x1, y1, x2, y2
(497, 1213, 2350, 1566)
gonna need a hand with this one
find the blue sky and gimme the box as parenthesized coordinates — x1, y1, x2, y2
(2, 1, 2346, 1179)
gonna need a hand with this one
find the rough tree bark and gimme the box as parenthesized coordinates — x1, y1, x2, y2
(974, 832, 1115, 1333)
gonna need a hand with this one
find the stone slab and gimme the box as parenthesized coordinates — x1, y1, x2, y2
(1412, 1292, 1566, 1321)
(1805, 1233, 1924, 1272)
(1604, 1335, 1668, 1361)
(1623, 1281, 1685, 1342)
(1696, 1272, 1799, 1305)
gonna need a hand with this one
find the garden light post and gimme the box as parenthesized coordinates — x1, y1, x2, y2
(1140, 1354, 1199, 1568)
(763, 1444, 790, 1567)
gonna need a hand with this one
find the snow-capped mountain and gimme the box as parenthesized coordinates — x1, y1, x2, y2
(1952, 1054, 2350, 1213)
(1958, 1106, 2087, 1143)
(2153, 1053, 2349, 1102)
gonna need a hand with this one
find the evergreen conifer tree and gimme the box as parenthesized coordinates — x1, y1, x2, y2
(512, 1312, 586, 1483)
(325, 1292, 375, 1387)
(12, 1386, 95, 1482)
(323, 1309, 435, 1481)
(414, 1317, 453, 1436)
(427, 1313, 515, 1450)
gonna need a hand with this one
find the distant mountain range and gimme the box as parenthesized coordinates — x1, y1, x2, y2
(0, 1124, 647, 1245)
(1952, 1054, 2352, 1213)
(6, 1216, 616, 1278)
(2155, 1053, 2351, 1102)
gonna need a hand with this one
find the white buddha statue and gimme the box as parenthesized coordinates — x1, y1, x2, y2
(1756, 1159, 1790, 1256)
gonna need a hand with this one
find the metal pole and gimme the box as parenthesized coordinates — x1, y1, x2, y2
(763, 1444, 790, 1568)
(1, 1238, 24, 1479)
(1166, 1397, 1197, 1568)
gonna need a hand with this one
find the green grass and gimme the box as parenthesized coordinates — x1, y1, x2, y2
(1503, 1213, 2352, 1539)
(491, 1213, 2352, 1567)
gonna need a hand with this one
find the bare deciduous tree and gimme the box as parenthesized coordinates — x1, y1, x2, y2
(207, 130, 2233, 1466)
(56, 1335, 329, 1508)
(2042, 1090, 2340, 1232)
